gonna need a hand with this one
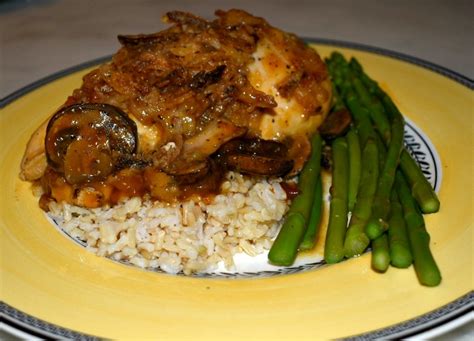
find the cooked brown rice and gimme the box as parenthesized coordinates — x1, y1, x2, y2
(47, 172, 289, 275)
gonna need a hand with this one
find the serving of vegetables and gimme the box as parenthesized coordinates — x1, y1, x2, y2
(268, 52, 441, 287)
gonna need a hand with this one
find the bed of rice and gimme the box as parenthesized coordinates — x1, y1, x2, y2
(47, 172, 290, 275)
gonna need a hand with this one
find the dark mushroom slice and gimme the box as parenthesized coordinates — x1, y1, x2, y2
(223, 154, 294, 177)
(318, 108, 352, 140)
(45, 103, 138, 185)
(214, 137, 293, 177)
(215, 138, 288, 159)
(166, 159, 211, 186)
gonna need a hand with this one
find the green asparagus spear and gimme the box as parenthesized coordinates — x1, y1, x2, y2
(365, 107, 405, 240)
(326, 58, 346, 112)
(400, 151, 440, 214)
(328, 52, 440, 285)
(330, 51, 347, 68)
(346, 128, 361, 212)
(374, 130, 387, 170)
(395, 171, 442, 286)
(343, 139, 379, 258)
(329, 54, 400, 240)
(268, 133, 323, 265)
(352, 78, 391, 143)
(331, 55, 390, 143)
(289, 133, 323, 222)
(388, 189, 413, 268)
(369, 129, 391, 271)
(349, 67, 407, 240)
(324, 137, 349, 263)
(268, 212, 306, 266)
(371, 234, 390, 272)
(350, 57, 440, 213)
(378, 91, 439, 213)
(349, 58, 378, 95)
(300, 175, 323, 250)
(327, 55, 376, 147)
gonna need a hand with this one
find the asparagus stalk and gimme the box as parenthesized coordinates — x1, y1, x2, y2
(350, 57, 440, 214)
(330, 53, 398, 246)
(352, 77, 391, 143)
(326, 58, 346, 112)
(268, 133, 323, 265)
(329, 53, 381, 257)
(300, 175, 323, 250)
(327, 52, 441, 285)
(324, 137, 349, 263)
(369, 131, 391, 271)
(347, 128, 361, 212)
(365, 103, 405, 240)
(400, 151, 440, 214)
(289, 133, 323, 222)
(374, 130, 387, 171)
(267, 212, 306, 266)
(388, 189, 413, 268)
(395, 171, 441, 286)
(378, 90, 440, 214)
(338, 60, 405, 239)
(328, 54, 376, 147)
(371, 234, 390, 272)
(343, 138, 379, 258)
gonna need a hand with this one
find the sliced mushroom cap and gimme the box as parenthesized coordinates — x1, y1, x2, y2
(318, 108, 352, 140)
(45, 103, 138, 184)
(215, 138, 293, 177)
(223, 154, 293, 176)
(166, 159, 211, 186)
(216, 137, 288, 159)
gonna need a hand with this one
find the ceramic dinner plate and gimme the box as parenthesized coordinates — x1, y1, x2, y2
(1, 40, 473, 340)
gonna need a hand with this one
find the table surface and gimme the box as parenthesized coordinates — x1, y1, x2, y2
(0, 0, 472, 339)
(1, 0, 473, 98)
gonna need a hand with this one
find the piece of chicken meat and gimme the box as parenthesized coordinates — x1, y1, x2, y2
(20, 9, 332, 208)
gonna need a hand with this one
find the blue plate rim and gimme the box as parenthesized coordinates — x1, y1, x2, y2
(1, 38, 472, 339)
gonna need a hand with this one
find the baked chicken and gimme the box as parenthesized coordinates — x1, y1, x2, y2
(20, 9, 332, 208)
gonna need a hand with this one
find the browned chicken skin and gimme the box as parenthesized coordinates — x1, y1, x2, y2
(20, 9, 332, 209)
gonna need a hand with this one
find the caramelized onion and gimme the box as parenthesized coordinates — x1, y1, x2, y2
(118, 32, 169, 46)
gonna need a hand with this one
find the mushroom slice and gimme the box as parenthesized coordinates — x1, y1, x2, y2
(45, 103, 138, 184)
(166, 159, 211, 186)
(318, 108, 352, 140)
(216, 137, 288, 159)
(215, 138, 293, 177)
(223, 154, 293, 177)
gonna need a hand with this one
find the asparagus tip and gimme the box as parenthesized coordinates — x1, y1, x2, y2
(420, 198, 441, 214)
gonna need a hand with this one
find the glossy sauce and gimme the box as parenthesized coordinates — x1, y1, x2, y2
(40, 165, 224, 210)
